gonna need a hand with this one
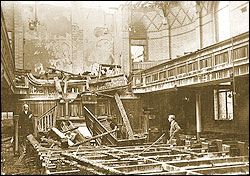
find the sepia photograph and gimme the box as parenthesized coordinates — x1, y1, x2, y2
(1, 1, 249, 175)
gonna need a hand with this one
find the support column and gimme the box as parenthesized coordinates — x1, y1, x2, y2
(13, 114, 19, 155)
(79, 99, 83, 119)
(168, 25, 171, 59)
(196, 92, 202, 142)
(53, 102, 57, 126)
(34, 114, 38, 138)
(65, 101, 69, 120)
(195, 3, 202, 49)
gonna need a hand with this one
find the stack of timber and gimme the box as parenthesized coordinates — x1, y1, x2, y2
(26, 133, 249, 175)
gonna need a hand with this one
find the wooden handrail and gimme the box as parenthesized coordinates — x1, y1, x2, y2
(37, 104, 57, 132)
(38, 104, 57, 120)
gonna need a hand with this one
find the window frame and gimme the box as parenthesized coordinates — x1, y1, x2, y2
(214, 88, 234, 121)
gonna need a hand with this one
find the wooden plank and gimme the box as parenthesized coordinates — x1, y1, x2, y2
(34, 114, 38, 137)
(50, 128, 74, 146)
(164, 156, 249, 167)
(84, 106, 117, 145)
(114, 93, 134, 139)
(192, 165, 249, 175)
(27, 134, 41, 149)
(47, 169, 80, 175)
(113, 163, 163, 173)
(129, 170, 192, 175)
(62, 153, 125, 175)
(71, 127, 119, 147)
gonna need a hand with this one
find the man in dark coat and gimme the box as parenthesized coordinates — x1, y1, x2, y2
(18, 104, 34, 156)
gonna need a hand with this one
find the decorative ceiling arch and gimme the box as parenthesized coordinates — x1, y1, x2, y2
(131, 1, 199, 31)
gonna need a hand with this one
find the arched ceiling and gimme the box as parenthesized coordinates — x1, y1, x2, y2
(130, 1, 212, 32)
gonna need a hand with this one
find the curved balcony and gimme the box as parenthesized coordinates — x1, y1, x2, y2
(132, 32, 249, 93)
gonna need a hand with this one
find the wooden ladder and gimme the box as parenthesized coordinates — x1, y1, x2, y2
(114, 93, 134, 139)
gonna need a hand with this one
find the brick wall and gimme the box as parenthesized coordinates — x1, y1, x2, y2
(121, 6, 130, 75)
(201, 77, 249, 135)
(234, 77, 249, 134)
(201, 14, 214, 48)
(113, 8, 123, 66)
(171, 22, 197, 58)
(1, 1, 14, 32)
(14, 2, 24, 69)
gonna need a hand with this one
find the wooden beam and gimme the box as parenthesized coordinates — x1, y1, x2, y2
(27, 134, 41, 149)
(71, 127, 119, 147)
(62, 153, 125, 175)
(84, 106, 118, 145)
(50, 127, 74, 146)
(164, 156, 249, 168)
(191, 165, 249, 175)
(112, 163, 163, 173)
(114, 93, 134, 139)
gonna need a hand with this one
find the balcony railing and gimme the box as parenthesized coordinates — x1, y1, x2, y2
(132, 32, 249, 93)
(132, 60, 166, 71)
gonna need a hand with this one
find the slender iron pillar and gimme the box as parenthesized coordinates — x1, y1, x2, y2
(14, 115, 19, 155)
(196, 92, 202, 142)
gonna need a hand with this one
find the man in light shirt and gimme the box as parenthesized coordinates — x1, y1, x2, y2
(167, 114, 181, 145)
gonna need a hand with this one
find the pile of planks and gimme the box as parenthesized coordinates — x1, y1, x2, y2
(26, 132, 249, 175)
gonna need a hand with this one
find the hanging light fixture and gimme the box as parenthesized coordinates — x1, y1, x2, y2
(28, 1, 40, 30)
(103, 6, 108, 34)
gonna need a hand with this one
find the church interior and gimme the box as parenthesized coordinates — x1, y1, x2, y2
(1, 1, 249, 175)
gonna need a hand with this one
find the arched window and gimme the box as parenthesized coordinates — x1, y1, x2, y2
(215, 1, 230, 42)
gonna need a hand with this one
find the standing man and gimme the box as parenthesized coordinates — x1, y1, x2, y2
(167, 114, 181, 145)
(18, 104, 34, 157)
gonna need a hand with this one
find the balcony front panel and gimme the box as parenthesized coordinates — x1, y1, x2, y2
(132, 32, 249, 93)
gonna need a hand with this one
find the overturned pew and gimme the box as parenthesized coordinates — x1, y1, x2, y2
(84, 106, 146, 146)
(71, 126, 119, 147)
(48, 127, 74, 147)
(60, 120, 92, 144)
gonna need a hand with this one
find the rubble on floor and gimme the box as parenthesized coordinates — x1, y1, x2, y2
(22, 132, 249, 175)
(1, 135, 40, 175)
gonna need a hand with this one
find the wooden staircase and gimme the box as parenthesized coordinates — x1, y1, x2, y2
(114, 93, 134, 139)
(37, 105, 57, 133)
